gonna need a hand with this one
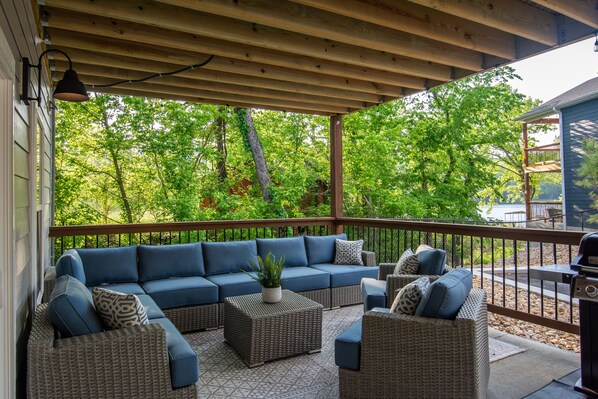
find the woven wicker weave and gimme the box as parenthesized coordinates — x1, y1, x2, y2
(361, 250, 376, 266)
(164, 303, 218, 333)
(223, 290, 323, 367)
(386, 274, 442, 304)
(28, 304, 197, 399)
(331, 285, 363, 308)
(339, 289, 489, 399)
(42, 266, 56, 303)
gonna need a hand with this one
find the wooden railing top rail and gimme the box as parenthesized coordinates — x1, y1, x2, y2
(49, 217, 335, 237)
(337, 217, 586, 245)
(525, 142, 560, 152)
(50, 216, 588, 246)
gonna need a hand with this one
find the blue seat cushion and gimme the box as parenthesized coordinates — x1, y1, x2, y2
(149, 317, 199, 388)
(256, 237, 308, 267)
(335, 318, 362, 370)
(416, 268, 472, 319)
(202, 241, 258, 276)
(281, 267, 330, 292)
(138, 243, 205, 282)
(55, 249, 86, 284)
(48, 275, 104, 337)
(310, 263, 378, 288)
(76, 246, 139, 286)
(205, 272, 261, 302)
(304, 234, 347, 265)
(88, 282, 145, 295)
(141, 277, 218, 309)
(418, 249, 447, 275)
(361, 278, 387, 311)
(137, 294, 165, 319)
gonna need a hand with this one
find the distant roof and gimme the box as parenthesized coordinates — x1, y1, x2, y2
(518, 76, 598, 122)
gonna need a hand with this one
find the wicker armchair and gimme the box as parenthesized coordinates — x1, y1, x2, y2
(377, 263, 443, 304)
(339, 288, 489, 399)
(28, 304, 197, 399)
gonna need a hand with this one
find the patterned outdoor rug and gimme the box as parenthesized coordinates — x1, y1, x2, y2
(184, 305, 522, 399)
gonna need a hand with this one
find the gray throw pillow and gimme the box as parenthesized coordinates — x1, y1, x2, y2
(92, 287, 149, 330)
(389, 276, 430, 315)
(394, 249, 419, 275)
(334, 239, 364, 265)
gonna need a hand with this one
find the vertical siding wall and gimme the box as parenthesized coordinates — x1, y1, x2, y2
(562, 98, 598, 229)
(0, 0, 54, 397)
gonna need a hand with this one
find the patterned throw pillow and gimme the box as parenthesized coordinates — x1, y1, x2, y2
(394, 249, 419, 275)
(334, 239, 364, 265)
(390, 276, 430, 315)
(92, 287, 149, 330)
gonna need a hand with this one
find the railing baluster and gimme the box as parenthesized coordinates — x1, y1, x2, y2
(514, 240, 518, 311)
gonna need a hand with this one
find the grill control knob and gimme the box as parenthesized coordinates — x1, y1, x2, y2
(585, 285, 598, 298)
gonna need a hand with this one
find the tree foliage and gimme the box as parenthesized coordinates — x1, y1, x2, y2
(55, 67, 540, 225)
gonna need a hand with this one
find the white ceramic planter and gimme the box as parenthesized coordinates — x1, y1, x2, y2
(262, 286, 282, 303)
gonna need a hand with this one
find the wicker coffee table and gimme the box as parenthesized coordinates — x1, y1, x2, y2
(224, 290, 323, 367)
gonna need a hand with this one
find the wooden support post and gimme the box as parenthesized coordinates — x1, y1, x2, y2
(523, 122, 531, 220)
(330, 115, 343, 234)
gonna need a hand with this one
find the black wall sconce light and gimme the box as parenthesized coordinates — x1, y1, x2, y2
(21, 49, 89, 105)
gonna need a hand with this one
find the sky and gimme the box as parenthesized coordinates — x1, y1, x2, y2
(509, 36, 598, 102)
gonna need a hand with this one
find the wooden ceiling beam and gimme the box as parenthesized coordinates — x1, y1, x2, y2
(52, 60, 371, 109)
(51, 45, 391, 104)
(49, 37, 402, 102)
(86, 87, 333, 116)
(44, 0, 453, 80)
(67, 74, 354, 114)
(290, 0, 516, 60)
(403, 0, 559, 46)
(529, 0, 598, 29)
(156, 0, 483, 70)
(46, 12, 429, 90)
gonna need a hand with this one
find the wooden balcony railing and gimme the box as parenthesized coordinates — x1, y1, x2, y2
(50, 217, 587, 334)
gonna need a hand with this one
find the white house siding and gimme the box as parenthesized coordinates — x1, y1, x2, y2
(0, 0, 54, 397)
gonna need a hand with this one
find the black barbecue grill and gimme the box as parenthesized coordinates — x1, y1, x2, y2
(571, 232, 598, 397)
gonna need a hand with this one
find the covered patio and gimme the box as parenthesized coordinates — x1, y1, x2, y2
(1, 1, 597, 398)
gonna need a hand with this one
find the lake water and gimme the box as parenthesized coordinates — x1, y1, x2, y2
(479, 204, 526, 221)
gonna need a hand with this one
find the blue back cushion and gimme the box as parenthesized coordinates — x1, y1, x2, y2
(76, 246, 139, 286)
(256, 237, 308, 267)
(55, 249, 86, 284)
(417, 249, 447, 275)
(416, 268, 472, 320)
(202, 240, 258, 275)
(138, 243, 205, 281)
(48, 275, 104, 337)
(304, 234, 347, 265)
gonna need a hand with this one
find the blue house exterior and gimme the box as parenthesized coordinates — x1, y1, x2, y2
(519, 77, 598, 229)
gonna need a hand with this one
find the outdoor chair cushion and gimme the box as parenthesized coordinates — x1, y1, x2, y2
(256, 236, 308, 267)
(55, 249, 86, 284)
(335, 307, 390, 370)
(141, 276, 218, 309)
(304, 234, 347, 265)
(280, 266, 330, 292)
(138, 243, 205, 281)
(88, 282, 145, 295)
(361, 278, 387, 311)
(76, 246, 139, 286)
(205, 272, 261, 302)
(416, 268, 472, 319)
(394, 249, 419, 275)
(149, 317, 199, 389)
(137, 294, 165, 319)
(417, 249, 447, 275)
(48, 275, 104, 337)
(202, 240, 258, 276)
(310, 263, 378, 288)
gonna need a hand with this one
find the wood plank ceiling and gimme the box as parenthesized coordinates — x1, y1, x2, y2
(39, 0, 598, 115)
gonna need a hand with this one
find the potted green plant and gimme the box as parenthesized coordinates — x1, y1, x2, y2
(243, 252, 285, 303)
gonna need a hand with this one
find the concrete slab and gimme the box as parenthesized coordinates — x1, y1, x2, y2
(488, 328, 580, 399)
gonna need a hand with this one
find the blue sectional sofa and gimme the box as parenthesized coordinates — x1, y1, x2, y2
(52, 234, 378, 331)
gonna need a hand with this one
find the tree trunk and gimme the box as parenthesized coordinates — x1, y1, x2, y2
(102, 111, 133, 223)
(235, 107, 272, 202)
(216, 109, 228, 183)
